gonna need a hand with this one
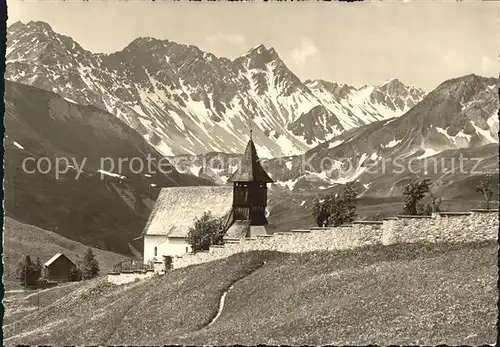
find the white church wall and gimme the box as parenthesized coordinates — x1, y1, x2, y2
(166, 237, 192, 256)
(143, 234, 192, 264)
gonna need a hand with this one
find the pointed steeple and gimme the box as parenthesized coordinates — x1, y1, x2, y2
(228, 138, 273, 183)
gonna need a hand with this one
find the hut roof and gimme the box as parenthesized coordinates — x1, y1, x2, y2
(44, 253, 74, 267)
(228, 139, 273, 183)
(142, 186, 233, 238)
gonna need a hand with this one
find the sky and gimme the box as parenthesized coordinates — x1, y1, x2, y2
(7, 1, 499, 91)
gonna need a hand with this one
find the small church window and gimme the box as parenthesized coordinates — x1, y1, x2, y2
(154, 246, 157, 257)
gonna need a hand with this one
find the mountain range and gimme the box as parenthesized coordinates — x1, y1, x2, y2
(6, 20, 425, 157)
(167, 74, 499, 198)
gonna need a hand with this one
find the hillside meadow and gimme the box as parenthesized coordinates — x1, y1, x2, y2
(2, 217, 130, 284)
(3, 241, 497, 345)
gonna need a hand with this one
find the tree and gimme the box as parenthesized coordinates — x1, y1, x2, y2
(312, 197, 331, 227)
(327, 195, 349, 227)
(81, 248, 100, 280)
(402, 178, 432, 215)
(16, 255, 41, 286)
(311, 182, 358, 227)
(476, 174, 494, 209)
(34, 257, 43, 280)
(342, 181, 358, 221)
(187, 211, 226, 252)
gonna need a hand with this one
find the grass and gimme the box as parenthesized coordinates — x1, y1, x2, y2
(3, 241, 497, 345)
(3, 281, 83, 325)
(2, 217, 130, 281)
(191, 241, 497, 345)
(3, 251, 280, 345)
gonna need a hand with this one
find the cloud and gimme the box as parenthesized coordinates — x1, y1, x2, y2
(206, 32, 246, 47)
(290, 37, 319, 65)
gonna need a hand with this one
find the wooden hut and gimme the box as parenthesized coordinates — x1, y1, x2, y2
(44, 253, 76, 282)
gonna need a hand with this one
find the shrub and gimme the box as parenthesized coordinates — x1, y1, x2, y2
(371, 213, 383, 221)
(69, 265, 82, 281)
(429, 191, 442, 213)
(311, 182, 358, 227)
(81, 248, 100, 280)
(402, 178, 431, 215)
(416, 202, 433, 216)
(187, 211, 226, 252)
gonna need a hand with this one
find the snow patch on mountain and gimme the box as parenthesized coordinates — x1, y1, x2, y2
(328, 139, 344, 149)
(13, 141, 25, 150)
(471, 121, 498, 144)
(97, 170, 126, 180)
(275, 177, 299, 191)
(381, 138, 402, 148)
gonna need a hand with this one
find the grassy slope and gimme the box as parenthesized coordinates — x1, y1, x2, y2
(196, 242, 497, 346)
(3, 217, 130, 281)
(3, 242, 497, 345)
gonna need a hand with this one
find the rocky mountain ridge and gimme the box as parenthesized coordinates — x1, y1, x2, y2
(6, 20, 425, 157)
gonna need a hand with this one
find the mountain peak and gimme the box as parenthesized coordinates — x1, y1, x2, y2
(237, 43, 281, 70)
(27, 20, 54, 33)
(245, 44, 278, 57)
(8, 20, 24, 29)
(380, 78, 403, 88)
(127, 36, 160, 48)
(253, 43, 267, 51)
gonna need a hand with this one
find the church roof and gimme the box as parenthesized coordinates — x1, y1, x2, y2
(228, 139, 274, 183)
(224, 220, 250, 239)
(142, 186, 233, 238)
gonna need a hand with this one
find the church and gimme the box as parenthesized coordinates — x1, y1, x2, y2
(141, 135, 273, 265)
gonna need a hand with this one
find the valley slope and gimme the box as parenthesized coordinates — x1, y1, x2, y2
(4, 80, 210, 255)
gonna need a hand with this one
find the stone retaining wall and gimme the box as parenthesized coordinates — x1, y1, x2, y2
(172, 210, 498, 270)
(107, 270, 155, 285)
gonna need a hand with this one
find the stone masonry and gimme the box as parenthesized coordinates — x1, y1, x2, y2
(171, 210, 498, 270)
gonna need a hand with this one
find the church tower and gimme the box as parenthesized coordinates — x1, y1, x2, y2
(225, 131, 273, 238)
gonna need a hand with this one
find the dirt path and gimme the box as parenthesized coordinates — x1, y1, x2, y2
(202, 261, 267, 330)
